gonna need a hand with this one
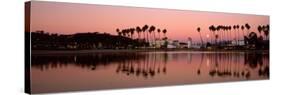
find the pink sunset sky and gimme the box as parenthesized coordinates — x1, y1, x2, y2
(29, 1, 269, 42)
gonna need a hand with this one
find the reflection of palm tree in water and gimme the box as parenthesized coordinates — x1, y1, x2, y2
(163, 52, 168, 74)
(209, 53, 219, 77)
(116, 61, 121, 73)
(33, 53, 169, 79)
(116, 52, 168, 78)
(149, 53, 157, 77)
(197, 53, 204, 75)
(129, 56, 135, 75)
(244, 52, 269, 77)
(206, 52, 268, 79)
(142, 54, 148, 78)
(135, 57, 142, 76)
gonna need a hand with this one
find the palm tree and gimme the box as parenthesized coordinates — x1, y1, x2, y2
(264, 24, 269, 40)
(162, 29, 167, 39)
(125, 29, 130, 38)
(136, 26, 142, 40)
(225, 26, 229, 43)
(258, 25, 262, 37)
(130, 28, 135, 39)
(142, 25, 149, 42)
(223, 26, 227, 43)
(219, 25, 224, 44)
(122, 29, 126, 37)
(157, 28, 161, 40)
(215, 34, 219, 45)
(197, 27, 204, 47)
(245, 23, 251, 36)
(218, 25, 222, 43)
(222, 25, 225, 43)
(162, 29, 168, 48)
(233, 25, 239, 45)
(228, 26, 232, 43)
(233, 25, 236, 43)
(236, 25, 240, 42)
(209, 25, 216, 44)
(241, 25, 246, 45)
(148, 25, 155, 42)
(153, 27, 156, 44)
(216, 26, 220, 43)
(127, 29, 131, 38)
(148, 25, 156, 46)
(121, 29, 124, 36)
(241, 25, 245, 37)
(209, 26, 213, 44)
(116, 28, 121, 36)
(215, 26, 218, 41)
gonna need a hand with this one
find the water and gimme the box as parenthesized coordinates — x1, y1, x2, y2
(31, 51, 269, 93)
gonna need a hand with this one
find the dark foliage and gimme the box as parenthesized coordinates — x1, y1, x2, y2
(29, 31, 147, 50)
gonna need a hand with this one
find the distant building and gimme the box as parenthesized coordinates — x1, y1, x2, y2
(231, 40, 245, 46)
(187, 37, 192, 48)
(155, 39, 193, 49)
(172, 40, 180, 48)
(179, 42, 188, 48)
(238, 40, 245, 46)
(167, 44, 176, 49)
(155, 39, 165, 48)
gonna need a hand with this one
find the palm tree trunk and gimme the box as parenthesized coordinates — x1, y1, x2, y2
(143, 32, 146, 42)
(199, 33, 204, 47)
(237, 30, 239, 45)
(158, 33, 160, 40)
(153, 32, 156, 47)
(146, 32, 149, 43)
(138, 32, 140, 40)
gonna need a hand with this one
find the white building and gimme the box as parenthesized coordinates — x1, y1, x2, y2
(231, 40, 245, 46)
(187, 40, 192, 48)
(155, 39, 165, 48)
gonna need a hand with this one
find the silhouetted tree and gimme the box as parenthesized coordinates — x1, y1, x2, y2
(209, 25, 216, 44)
(197, 27, 204, 47)
(258, 25, 263, 37)
(136, 26, 142, 40)
(142, 25, 149, 42)
(148, 25, 156, 46)
(248, 32, 258, 49)
(157, 28, 161, 40)
(245, 23, 251, 36)
(264, 24, 269, 40)
(162, 29, 167, 39)
(130, 28, 135, 39)
(236, 25, 240, 42)
(241, 25, 245, 37)
(215, 34, 219, 45)
(116, 28, 121, 36)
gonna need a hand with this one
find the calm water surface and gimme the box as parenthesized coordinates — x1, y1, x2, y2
(31, 51, 269, 93)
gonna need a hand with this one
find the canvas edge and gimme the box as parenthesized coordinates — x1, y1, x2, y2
(24, 1, 31, 94)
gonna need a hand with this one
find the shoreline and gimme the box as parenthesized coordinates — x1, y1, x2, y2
(31, 49, 269, 55)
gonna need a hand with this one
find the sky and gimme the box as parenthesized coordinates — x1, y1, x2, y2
(29, 1, 269, 43)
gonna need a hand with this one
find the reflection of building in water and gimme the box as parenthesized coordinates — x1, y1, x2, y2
(116, 53, 168, 79)
(197, 52, 269, 79)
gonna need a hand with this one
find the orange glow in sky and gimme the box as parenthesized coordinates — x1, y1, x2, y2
(30, 1, 269, 42)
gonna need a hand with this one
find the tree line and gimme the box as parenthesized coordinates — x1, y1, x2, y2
(196, 23, 269, 50)
(30, 30, 141, 50)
